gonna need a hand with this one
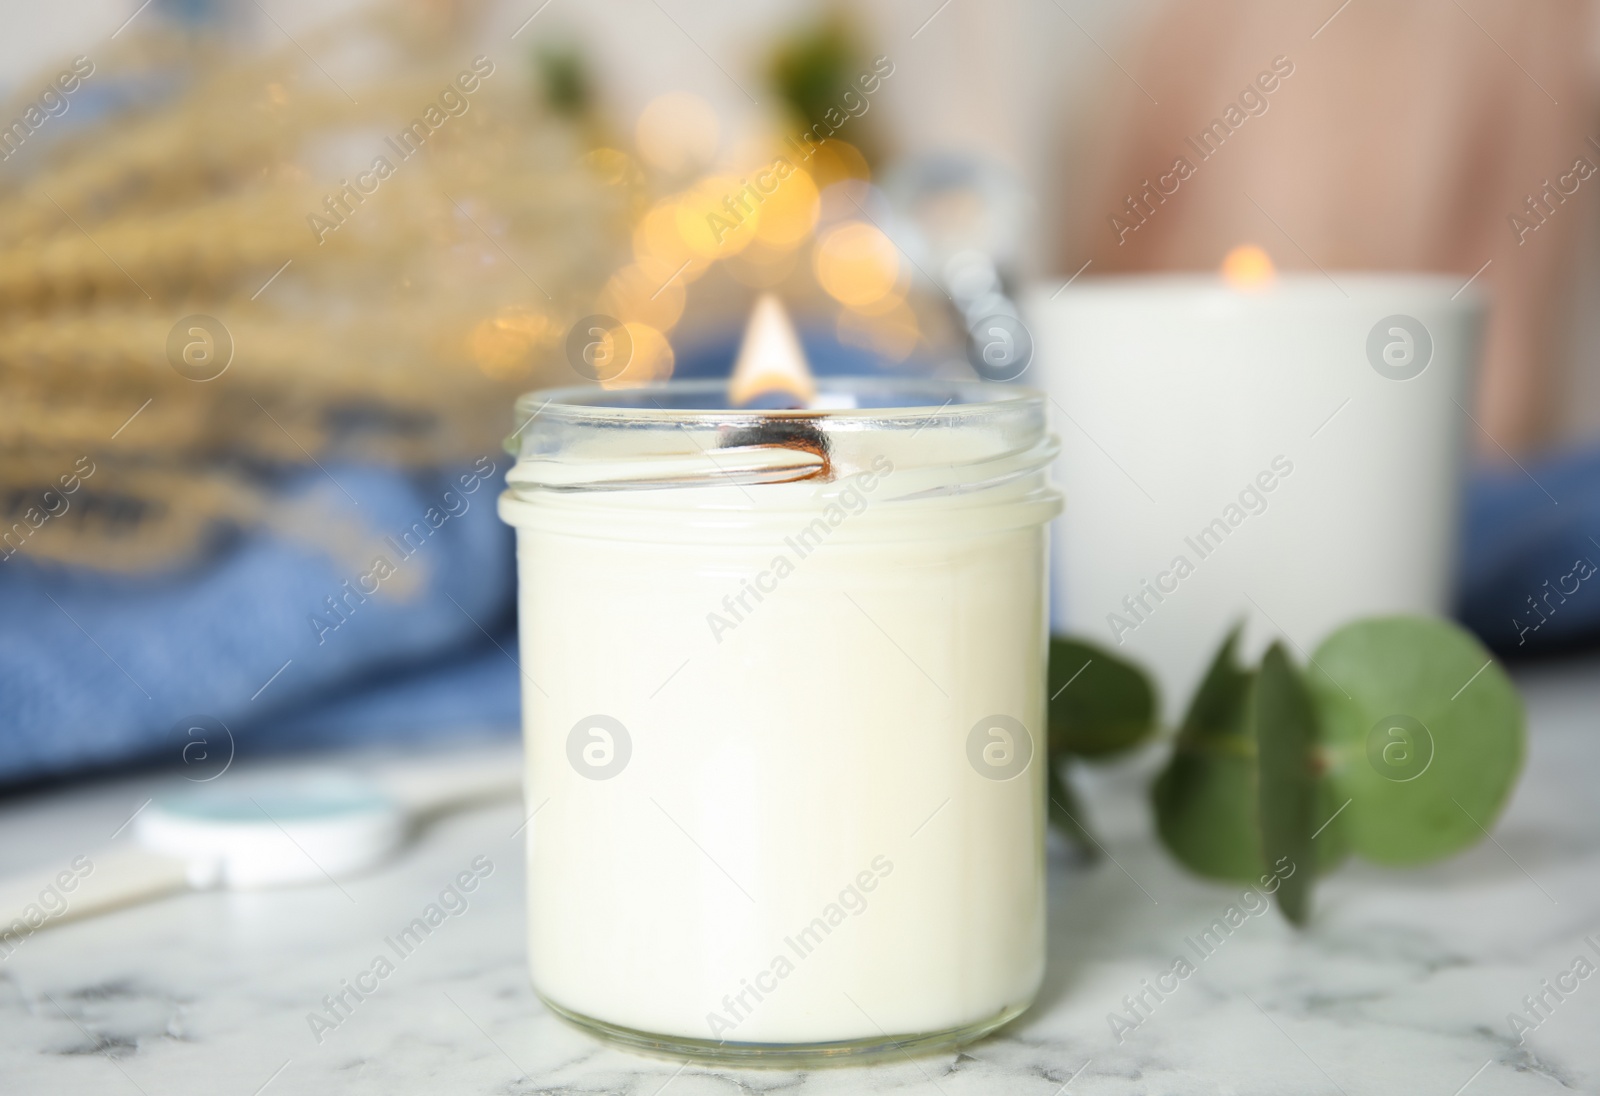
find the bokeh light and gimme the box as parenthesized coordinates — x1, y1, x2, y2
(1221, 244, 1276, 291)
(751, 168, 820, 247)
(467, 306, 558, 379)
(600, 258, 688, 332)
(601, 321, 676, 388)
(813, 221, 901, 309)
(632, 200, 708, 282)
(676, 175, 758, 258)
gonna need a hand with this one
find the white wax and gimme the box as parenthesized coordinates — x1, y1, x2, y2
(501, 447, 1056, 1044)
(1027, 274, 1482, 711)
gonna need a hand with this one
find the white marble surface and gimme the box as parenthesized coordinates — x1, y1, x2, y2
(2, 656, 1597, 1096)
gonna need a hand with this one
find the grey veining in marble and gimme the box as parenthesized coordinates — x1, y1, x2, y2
(2, 657, 1597, 1095)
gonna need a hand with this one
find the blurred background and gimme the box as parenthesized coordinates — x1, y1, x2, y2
(4, 0, 1600, 788)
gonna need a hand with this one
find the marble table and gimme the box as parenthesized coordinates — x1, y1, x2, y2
(2, 656, 1596, 1096)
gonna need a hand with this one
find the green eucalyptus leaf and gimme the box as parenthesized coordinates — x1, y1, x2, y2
(1152, 628, 1350, 890)
(1178, 624, 1251, 744)
(1308, 777, 1352, 874)
(1153, 745, 1263, 881)
(1152, 627, 1262, 880)
(1309, 616, 1524, 867)
(1252, 643, 1318, 924)
(1047, 637, 1159, 759)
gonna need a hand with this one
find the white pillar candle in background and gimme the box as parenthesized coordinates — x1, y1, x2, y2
(498, 375, 1060, 1063)
(1024, 271, 1482, 713)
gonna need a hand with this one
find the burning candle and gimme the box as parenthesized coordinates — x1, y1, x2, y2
(1026, 250, 1483, 707)
(498, 299, 1061, 1063)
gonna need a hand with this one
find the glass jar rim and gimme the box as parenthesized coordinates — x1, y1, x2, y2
(510, 377, 1042, 432)
(503, 376, 1052, 493)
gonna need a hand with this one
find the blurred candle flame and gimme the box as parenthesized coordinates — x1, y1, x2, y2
(729, 294, 816, 408)
(1221, 244, 1276, 291)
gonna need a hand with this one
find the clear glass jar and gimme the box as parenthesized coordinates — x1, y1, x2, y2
(498, 377, 1061, 1066)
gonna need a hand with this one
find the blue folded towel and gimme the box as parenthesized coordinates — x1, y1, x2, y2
(1458, 446, 1600, 654)
(0, 463, 518, 786)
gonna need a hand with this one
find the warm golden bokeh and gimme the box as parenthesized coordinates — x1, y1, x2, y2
(813, 222, 901, 309)
(1220, 244, 1276, 291)
(632, 200, 708, 282)
(605, 110, 895, 383)
(467, 306, 559, 380)
(599, 258, 689, 332)
(751, 168, 820, 248)
(601, 321, 676, 388)
(676, 175, 759, 259)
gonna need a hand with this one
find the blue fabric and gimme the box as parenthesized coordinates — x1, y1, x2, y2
(0, 463, 518, 786)
(1458, 446, 1600, 655)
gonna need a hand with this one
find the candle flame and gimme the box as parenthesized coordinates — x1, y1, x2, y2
(729, 294, 817, 408)
(1221, 244, 1275, 291)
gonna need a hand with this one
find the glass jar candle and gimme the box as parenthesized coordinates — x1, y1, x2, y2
(497, 377, 1061, 1065)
